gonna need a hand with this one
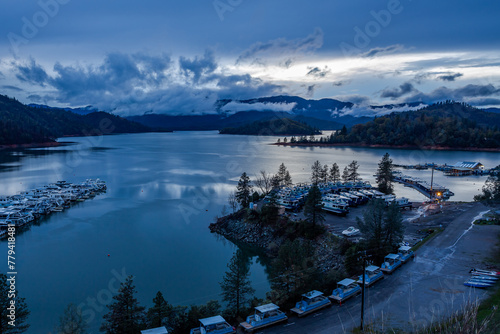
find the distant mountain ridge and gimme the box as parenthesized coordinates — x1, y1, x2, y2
(0, 95, 156, 146)
(220, 118, 320, 135)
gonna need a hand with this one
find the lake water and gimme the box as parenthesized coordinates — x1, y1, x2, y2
(0, 131, 498, 333)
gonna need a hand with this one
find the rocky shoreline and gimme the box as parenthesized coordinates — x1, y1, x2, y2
(209, 211, 344, 273)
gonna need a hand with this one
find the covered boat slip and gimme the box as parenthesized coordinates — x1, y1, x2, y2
(290, 290, 331, 317)
(381, 253, 402, 274)
(239, 303, 287, 332)
(358, 265, 384, 287)
(329, 278, 361, 303)
(190, 315, 235, 334)
(398, 245, 415, 263)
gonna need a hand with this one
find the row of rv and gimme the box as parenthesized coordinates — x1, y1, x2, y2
(187, 246, 415, 334)
(0, 179, 107, 237)
(266, 181, 411, 216)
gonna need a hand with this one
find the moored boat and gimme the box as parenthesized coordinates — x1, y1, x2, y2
(290, 290, 331, 317)
(464, 278, 494, 288)
(190, 315, 235, 334)
(329, 278, 361, 303)
(357, 265, 384, 287)
(240, 303, 287, 332)
(398, 246, 414, 263)
(469, 268, 500, 277)
(380, 254, 402, 274)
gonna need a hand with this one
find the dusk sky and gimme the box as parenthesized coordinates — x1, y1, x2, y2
(1, 0, 499, 115)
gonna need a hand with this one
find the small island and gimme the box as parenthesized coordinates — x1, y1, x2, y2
(219, 117, 321, 136)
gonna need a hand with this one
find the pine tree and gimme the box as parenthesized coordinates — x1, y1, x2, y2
(277, 163, 287, 185)
(303, 184, 325, 226)
(219, 250, 255, 316)
(56, 303, 87, 334)
(283, 170, 293, 186)
(384, 201, 405, 248)
(100, 275, 145, 334)
(321, 164, 329, 183)
(356, 199, 386, 261)
(235, 172, 253, 208)
(474, 165, 500, 203)
(329, 163, 340, 182)
(0, 273, 30, 333)
(311, 160, 322, 185)
(146, 292, 173, 328)
(376, 153, 394, 194)
(347, 160, 360, 182)
(342, 166, 350, 182)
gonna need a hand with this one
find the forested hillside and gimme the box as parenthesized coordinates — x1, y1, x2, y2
(0, 95, 154, 145)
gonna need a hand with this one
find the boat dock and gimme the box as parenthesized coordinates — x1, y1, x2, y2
(0, 179, 106, 237)
(393, 174, 453, 200)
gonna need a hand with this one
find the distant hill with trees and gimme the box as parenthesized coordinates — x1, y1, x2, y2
(0, 94, 157, 146)
(219, 118, 320, 135)
(276, 102, 500, 150)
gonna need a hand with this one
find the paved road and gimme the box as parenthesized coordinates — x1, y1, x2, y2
(262, 202, 498, 334)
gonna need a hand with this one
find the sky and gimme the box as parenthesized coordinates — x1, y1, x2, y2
(0, 0, 499, 116)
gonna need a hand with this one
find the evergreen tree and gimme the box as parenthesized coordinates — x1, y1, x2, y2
(342, 166, 350, 182)
(56, 303, 87, 334)
(356, 199, 386, 261)
(219, 250, 255, 316)
(277, 163, 288, 185)
(235, 172, 253, 208)
(100, 275, 145, 334)
(376, 153, 394, 194)
(283, 170, 293, 186)
(347, 160, 360, 182)
(303, 185, 325, 226)
(311, 160, 322, 185)
(0, 273, 30, 333)
(329, 163, 340, 182)
(321, 164, 329, 183)
(146, 292, 173, 328)
(384, 201, 405, 248)
(474, 165, 500, 203)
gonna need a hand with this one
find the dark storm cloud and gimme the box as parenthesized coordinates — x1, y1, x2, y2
(306, 84, 316, 97)
(179, 50, 217, 84)
(380, 82, 416, 99)
(15, 58, 49, 86)
(9, 51, 282, 115)
(361, 45, 404, 58)
(306, 66, 330, 78)
(236, 28, 323, 65)
(437, 72, 463, 81)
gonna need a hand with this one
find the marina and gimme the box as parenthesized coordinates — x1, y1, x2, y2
(0, 179, 106, 238)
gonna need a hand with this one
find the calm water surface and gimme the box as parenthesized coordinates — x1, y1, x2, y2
(0, 131, 498, 333)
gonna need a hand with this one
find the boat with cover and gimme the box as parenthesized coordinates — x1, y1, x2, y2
(290, 290, 331, 317)
(357, 265, 384, 287)
(329, 278, 361, 303)
(398, 245, 414, 263)
(190, 315, 235, 334)
(381, 254, 402, 274)
(240, 303, 287, 332)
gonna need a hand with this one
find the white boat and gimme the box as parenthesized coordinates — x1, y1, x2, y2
(190, 315, 235, 334)
(342, 226, 360, 236)
(358, 265, 384, 287)
(469, 268, 500, 277)
(290, 290, 331, 317)
(329, 278, 361, 303)
(381, 253, 402, 274)
(240, 303, 287, 332)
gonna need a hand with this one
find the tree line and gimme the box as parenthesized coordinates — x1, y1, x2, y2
(276, 102, 500, 149)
